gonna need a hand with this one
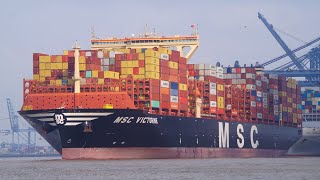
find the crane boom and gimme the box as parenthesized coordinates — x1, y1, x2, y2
(260, 36, 320, 67)
(6, 98, 19, 132)
(258, 12, 305, 70)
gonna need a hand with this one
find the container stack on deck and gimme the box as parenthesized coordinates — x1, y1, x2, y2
(29, 47, 302, 127)
(301, 87, 320, 117)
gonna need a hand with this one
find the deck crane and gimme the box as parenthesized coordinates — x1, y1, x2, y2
(257, 13, 320, 86)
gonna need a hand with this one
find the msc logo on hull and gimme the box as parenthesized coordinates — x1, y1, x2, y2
(219, 122, 259, 149)
(54, 114, 67, 125)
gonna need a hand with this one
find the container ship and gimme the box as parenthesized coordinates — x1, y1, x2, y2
(19, 30, 303, 159)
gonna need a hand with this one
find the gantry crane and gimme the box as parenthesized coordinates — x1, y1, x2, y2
(258, 13, 320, 86)
(6, 98, 36, 150)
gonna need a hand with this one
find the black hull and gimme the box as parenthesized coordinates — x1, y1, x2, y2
(19, 109, 302, 159)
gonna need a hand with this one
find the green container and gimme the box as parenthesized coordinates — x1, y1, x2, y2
(151, 100, 160, 108)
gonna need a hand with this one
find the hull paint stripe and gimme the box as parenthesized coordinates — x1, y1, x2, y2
(49, 123, 57, 126)
(63, 113, 113, 116)
(65, 117, 98, 121)
(65, 122, 82, 126)
(37, 118, 54, 122)
(27, 113, 55, 117)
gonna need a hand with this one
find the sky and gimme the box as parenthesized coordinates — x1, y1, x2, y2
(0, 0, 319, 140)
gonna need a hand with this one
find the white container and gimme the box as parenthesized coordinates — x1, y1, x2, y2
(263, 98, 268, 103)
(210, 89, 217, 95)
(241, 68, 246, 73)
(257, 91, 262, 97)
(257, 113, 262, 119)
(274, 95, 279, 100)
(216, 73, 223, 79)
(161, 80, 170, 88)
(97, 51, 104, 58)
(217, 67, 223, 73)
(109, 51, 116, 58)
(160, 53, 169, 60)
(210, 101, 217, 107)
(199, 64, 205, 69)
(226, 104, 232, 110)
(85, 51, 92, 57)
(256, 80, 262, 86)
(232, 68, 236, 73)
(263, 92, 268, 98)
(199, 70, 204, 76)
(210, 82, 216, 89)
(170, 96, 178, 102)
(210, 70, 216, 77)
(199, 76, 204, 81)
(251, 101, 256, 107)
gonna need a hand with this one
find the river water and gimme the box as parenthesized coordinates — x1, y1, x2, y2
(0, 156, 319, 180)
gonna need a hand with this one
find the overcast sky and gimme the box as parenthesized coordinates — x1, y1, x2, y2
(0, 0, 319, 134)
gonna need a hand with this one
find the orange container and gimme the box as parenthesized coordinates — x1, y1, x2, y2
(160, 88, 170, 95)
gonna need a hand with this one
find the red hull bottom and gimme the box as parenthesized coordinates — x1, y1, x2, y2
(62, 148, 287, 160)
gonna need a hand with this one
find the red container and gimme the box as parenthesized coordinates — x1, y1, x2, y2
(179, 90, 187, 97)
(171, 102, 178, 109)
(161, 74, 170, 81)
(179, 97, 188, 104)
(179, 70, 187, 77)
(160, 60, 169, 67)
(33, 67, 39, 74)
(133, 67, 139, 75)
(169, 69, 178, 75)
(161, 66, 170, 73)
(162, 101, 170, 109)
(179, 57, 187, 64)
(180, 104, 187, 111)
(169, 75, 178, 82)
(139, 60, 145, 67)
(161, 94, 170, 101)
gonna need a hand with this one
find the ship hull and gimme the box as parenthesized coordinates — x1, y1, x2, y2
(19, 109, 301, 159)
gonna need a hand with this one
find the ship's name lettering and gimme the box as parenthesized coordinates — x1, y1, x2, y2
(113, 117, 158, 124)
(219, 122, 259, 149)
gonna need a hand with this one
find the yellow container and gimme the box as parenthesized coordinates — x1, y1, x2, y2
(98, 78, 104, 84)
(62, 63, 68, 69)
(56, 63, 63, 69)
(169, 61, 178, 69)
(145, 65, 160, 72)
(134, 74, 145, 79)
(40, 77, 46, 81)
(145, 57, 159, 65)
(56, 56, 62, 62)
(103, 104, 113, 109)
(127, 61, 133, 67)
(79, 56, 86, 64)
(63, 70, 68, 77)
(136, 48, 142, 53)
(80, 64, 86, 71)
(126, 68, 133, 74)
(158, 47, 169, 54)
(218, 102, 224, 109)
(33, 74, 40, 80)
(104, 71, 120, 79)
(63, 50, 68, 55)
(39, 56, 50, 63)
(121, 68, 127, 75)
(145, 49, 160, 58)
(218, 96, 224, 103)
(45, 63, 51, 69)
(39, 70, 45, 77)
(50, 80, 56, 85)
(139, 68, 145, 74)
(45, 70, 51, 77)
(132, 60, 139, 67)
(288, 107, 292, 113)
(217, 84, 224, 91)
(56, 80, 62, 86)
(121, 61, 128, 67)
(50, 63, 57, 70)
(39, 63, 46, 70)
(92, 70, 99, 78)
(145, 72, 160, 79)
(179, 83, 187, 91)
(138, 53, 145, 60)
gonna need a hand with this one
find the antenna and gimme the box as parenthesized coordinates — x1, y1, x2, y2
(91, 26, 96, 39)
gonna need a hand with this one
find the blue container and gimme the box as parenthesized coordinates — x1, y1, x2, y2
(194, 76, 200, 80)
(141, 48, 147, 53)
(62, 79, 68, 85)
(170, 82, 178, 89)
(86, 71, 92, 78)
(251, 90, 257, 96)
(257, 97, 262, 102)
(274, 115, 279, 122)
(274, 99, 279, 105)
(226, 67, 232, 74)
(170, 89, 178, 96)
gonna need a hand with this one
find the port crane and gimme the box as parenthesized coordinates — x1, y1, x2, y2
(258, 13, 320, 87)
(6, 98, 36, 150)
